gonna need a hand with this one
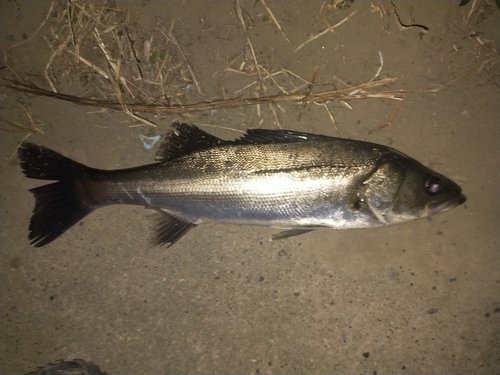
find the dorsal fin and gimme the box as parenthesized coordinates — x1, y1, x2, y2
(156, 123, 227, 162)
(156, 124, 336, 162)
(236, 128, 333, 144)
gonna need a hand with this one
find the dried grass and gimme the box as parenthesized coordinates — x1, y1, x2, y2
(1, 0, 498, 137)
(0, 104, 44, 173)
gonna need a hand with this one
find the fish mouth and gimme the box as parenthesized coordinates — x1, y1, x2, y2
(427, 194, 467, 216)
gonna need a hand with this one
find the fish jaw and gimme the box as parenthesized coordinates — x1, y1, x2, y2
(426, 194, 467, 216)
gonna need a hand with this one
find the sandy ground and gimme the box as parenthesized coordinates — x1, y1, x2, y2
(1, 1, 499, 374)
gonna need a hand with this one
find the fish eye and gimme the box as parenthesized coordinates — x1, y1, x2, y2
(425, 176, 442, 195)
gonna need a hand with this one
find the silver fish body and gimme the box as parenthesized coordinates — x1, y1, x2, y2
(19, 123, 466, 247)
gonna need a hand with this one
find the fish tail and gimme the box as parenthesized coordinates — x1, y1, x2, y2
(18, 142, 94, 247)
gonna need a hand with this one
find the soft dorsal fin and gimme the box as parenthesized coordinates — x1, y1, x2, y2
(156, 123, 227, 162)
(236, 128, 334, 144)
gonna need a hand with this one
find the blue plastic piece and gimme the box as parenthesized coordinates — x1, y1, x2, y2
(139, 134, 161, 150)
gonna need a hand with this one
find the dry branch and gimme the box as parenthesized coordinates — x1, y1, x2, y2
(2, 77, 401, 117)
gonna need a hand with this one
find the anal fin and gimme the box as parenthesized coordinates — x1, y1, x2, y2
(149, 210, 195, 247)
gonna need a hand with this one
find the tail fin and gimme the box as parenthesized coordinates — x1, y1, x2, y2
(18, 142, 94, 247)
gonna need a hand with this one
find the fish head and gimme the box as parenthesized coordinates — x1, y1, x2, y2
(359, 154, 466, 225)
(387, 158, 466, 223)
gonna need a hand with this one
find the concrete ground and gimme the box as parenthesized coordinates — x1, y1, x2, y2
(0, 1, 499, 374)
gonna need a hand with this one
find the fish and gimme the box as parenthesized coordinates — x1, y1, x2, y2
(18, 123, 466, 248)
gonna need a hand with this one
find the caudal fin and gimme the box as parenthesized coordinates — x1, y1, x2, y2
(18, 142, 94, 247)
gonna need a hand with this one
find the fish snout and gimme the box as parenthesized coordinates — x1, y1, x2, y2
(427, 193, 466, 216)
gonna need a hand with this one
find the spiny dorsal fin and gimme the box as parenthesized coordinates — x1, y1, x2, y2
(156, 123, 227, 162)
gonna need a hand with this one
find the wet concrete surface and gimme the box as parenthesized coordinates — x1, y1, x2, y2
(1, 1, 499, 374)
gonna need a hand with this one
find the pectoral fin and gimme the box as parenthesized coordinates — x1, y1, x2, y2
(149, 210, 195, 247)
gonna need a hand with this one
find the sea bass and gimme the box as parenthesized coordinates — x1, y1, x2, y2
(18, 123, 466, 247)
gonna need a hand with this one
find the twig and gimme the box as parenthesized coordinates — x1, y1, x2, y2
(299, 67, 319, 109)
(0, 118, 28, 132)
(160, 28, 203, 95)
(0, 132, 32, 174)
(67, 1, 77, 48)
(112, 47, 156, 127)
(349, 51, 383, 95)
(322, 102, 340, 136)
(44, 35, 72, 92)
(465, 0, 479, 24)
(259, 65, 289, 94)
(72, 4, 100, 64)
(68, 50, 109, 79)
(0, 104, 44, 173)
(295, 10, 357, 53)
(260, 0, 291, 43)
(18, 103, 44, 134)
(403, 55, 499, 93)
(234, 70, 289, 95)
(453, 25, 498, 55)
(2, 77, 400, 117)
(235, 0, 264, 90)
(368, 100, 403, 134)
(93, 27, 134, 98)
(282, 69, 314, 86)
(268, 103, 283, 129)
(5, 2, 55, 53)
